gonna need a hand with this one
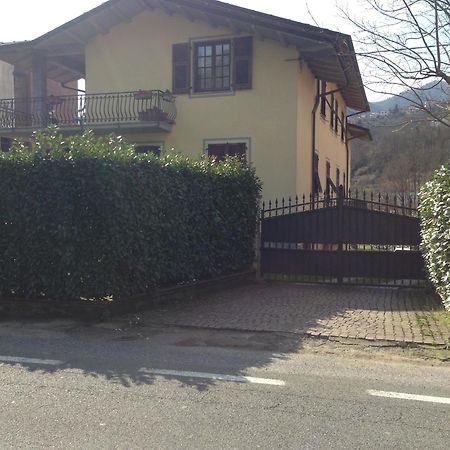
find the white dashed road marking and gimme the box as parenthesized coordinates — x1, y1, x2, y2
(139, 368, 286, 386)
(367, 390, 450, 405)
(0, 355, 64, 366)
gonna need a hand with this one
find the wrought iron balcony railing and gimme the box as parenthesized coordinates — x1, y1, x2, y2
(0, 90, 177, 132)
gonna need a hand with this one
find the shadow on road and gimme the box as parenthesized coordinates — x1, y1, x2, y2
(0, 280, 446, 390)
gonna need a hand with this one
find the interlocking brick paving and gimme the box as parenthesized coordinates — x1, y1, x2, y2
(147, 283, 450, 346)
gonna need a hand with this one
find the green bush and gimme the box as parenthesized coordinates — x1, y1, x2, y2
(0, 128, 261, 301)
(419, 164, 450, 310)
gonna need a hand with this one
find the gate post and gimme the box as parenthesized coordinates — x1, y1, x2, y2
(337, 185, 345, 285)
(256, 203, 264, 280)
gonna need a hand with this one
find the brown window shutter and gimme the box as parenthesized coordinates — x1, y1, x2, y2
(172, 43, 190, 94)
(233, 36, 253, 90)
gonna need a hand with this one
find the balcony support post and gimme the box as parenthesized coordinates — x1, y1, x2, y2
(31, 52, 48, 127)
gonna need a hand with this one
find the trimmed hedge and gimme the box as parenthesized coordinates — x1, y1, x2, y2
(419, 164, 450, 310)
(0, 129, 261, 301)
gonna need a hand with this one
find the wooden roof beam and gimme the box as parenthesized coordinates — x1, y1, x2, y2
(87, 17, 111, 34)
(155, 0, 175, 16)
(277, 31, 290, 48)
(50, 56, 85, 77)
(64, 30, 86, 45)
(41, 44, 85, 57)
(226, 17, 242, 34)
(176, 5, 196, 22)
(110, 4, 134, 23)
(251, 25, 265, 41)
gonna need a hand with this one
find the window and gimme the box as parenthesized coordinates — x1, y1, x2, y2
(313, 152, 322, 194)
(1, 137, 11, 152)
(172, 37, 253, 95)
(207, 142, 247, 162)
(336, 168, 341, 187)
(172, 43, 190, 94)
(195, 41, 231, 92)
(330, 93, 335, 128)
(335, 101, 339, 132)
(135, 143, 163, 157)
(341, 112, 345, 141)
(233, 36, 253, 89)
(320, 81, 327, 117)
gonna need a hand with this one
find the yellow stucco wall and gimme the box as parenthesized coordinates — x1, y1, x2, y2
(296, 61, 315, 197)
(85, 8, 351, 201)
(315, 82, 348, 192)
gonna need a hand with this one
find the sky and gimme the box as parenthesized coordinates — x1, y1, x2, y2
(1, 0, 383, 100)
(1, 0, 358, 42)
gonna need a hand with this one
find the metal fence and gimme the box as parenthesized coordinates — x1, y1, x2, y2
(260, 188, 425, 287)
(0, 90, 177, 130)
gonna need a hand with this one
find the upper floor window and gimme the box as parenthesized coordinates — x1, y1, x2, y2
(341, 112, 346, 141)
(313, 152, 322, 194)
(172, 37, 253, 95)
(335, 100, 339, 133)
(330, 93, 335, 128)
(320, 81, 327, 117)
(195, 41, 231, 92)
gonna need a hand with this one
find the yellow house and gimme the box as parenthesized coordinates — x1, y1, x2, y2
(0, 0, 371, 201)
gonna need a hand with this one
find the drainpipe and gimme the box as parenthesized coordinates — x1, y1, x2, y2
(345, 139, 350, 194)
(311, 80, 320, 195)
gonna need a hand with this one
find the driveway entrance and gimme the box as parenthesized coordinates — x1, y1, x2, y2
(260, 188, 425, 286)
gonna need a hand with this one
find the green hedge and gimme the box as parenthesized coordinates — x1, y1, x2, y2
(419, 164, 450, 310)
(0, 129, 261, 301)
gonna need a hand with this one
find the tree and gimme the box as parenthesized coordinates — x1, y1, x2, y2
(342, 0, 450, 126)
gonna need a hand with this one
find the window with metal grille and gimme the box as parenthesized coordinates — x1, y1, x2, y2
(135, 144, 162, 157)
(207, 142, 247, 162)
(195, 41, 231, 92)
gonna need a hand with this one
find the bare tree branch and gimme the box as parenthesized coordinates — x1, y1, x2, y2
(340, 0, 450, 126)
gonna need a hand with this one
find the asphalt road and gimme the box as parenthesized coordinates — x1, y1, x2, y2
(0, 321, 449, 449)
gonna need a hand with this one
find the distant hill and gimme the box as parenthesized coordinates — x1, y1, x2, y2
(369, 80, 450, 112)
(351, 103, 450, 193)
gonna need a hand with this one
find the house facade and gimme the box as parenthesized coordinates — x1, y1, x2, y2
(0, 0, 370, 201)
(0, 61, 14, 151)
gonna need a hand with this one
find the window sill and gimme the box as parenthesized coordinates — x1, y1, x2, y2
(189, 89, 235, 99)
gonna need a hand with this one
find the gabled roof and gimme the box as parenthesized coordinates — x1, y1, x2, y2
(0, 0, 369, 111)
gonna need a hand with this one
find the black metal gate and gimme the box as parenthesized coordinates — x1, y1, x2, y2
(260, 188, 425, 286)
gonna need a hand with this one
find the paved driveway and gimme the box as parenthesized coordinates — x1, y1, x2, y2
(146, 282, 450, 346)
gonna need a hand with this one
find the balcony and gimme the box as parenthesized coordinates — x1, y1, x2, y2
(0, 90, 177, 135)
